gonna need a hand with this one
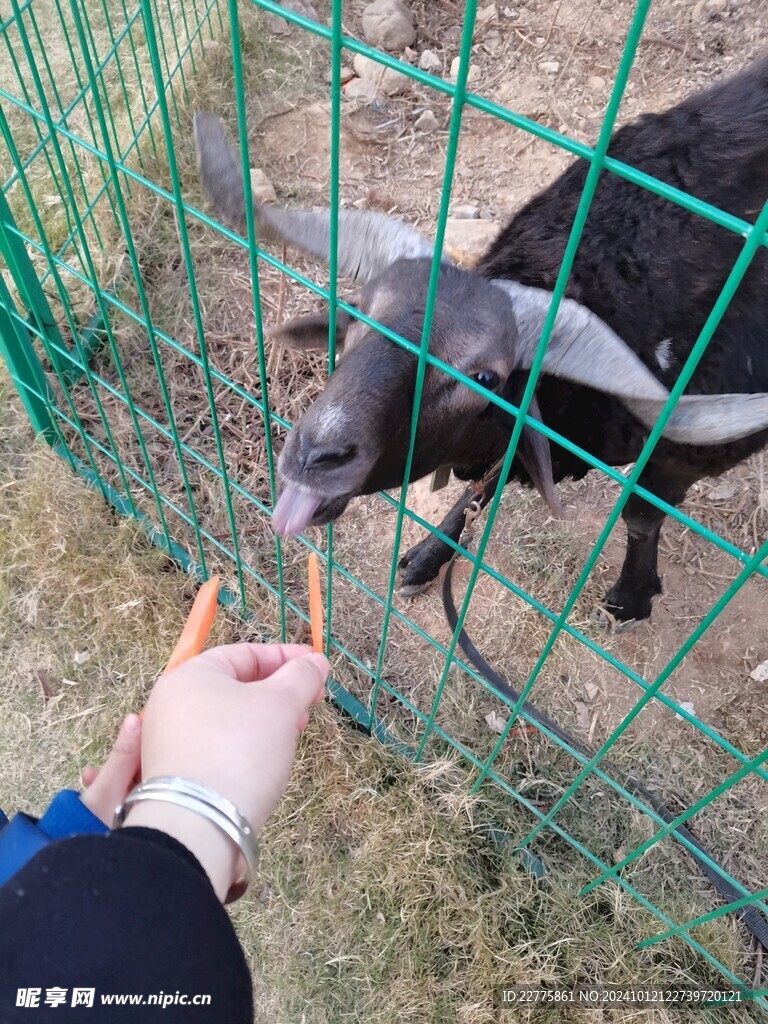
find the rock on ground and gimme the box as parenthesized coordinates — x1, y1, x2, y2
(249, 168, 277, 204)
(361, 0, 416, 52)
(414, 109, 439, 132)
(265, 0, 319, 34)
(444, 218, 499, 262)
(353, 53, 411, 95)
(450, 203, 479, 219)
(418, 48, 442, 72)
(449, 57, 481, 84)
(344, 77, 379, 104)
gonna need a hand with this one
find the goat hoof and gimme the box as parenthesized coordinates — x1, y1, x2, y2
(600, 576, 661, 626)
(397, 580, 433, 598)
(397, 541, 445, 596)
(592, 607, 642, 633)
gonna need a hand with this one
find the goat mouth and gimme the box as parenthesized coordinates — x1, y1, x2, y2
(272, 481, 350, 536)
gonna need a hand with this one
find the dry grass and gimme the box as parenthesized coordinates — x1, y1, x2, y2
(1, 0, 767, 1016)
(1, 380, 766, 1023)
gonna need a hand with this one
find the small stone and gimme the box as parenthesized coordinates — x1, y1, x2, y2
(444, 218, 499, 261)
(353, 53, 411, 95)
(575, 701, 591, 733)
(587, 75, 606, 91)
(265, 13, 290, 33)
(449, 56, 481, 84)
(344, 77, 379, 104)
(264, 0, 319, 34)
(414, 108, 439, 132)
(74, 651, 92, 666)
(675, 701, 696, 721)
(361, 0, 416, 52)
(750, 659, 768, 682)
(327, 64, 356, 84)
(708, 479, 738, 501)
(418, 48, 442, 72)
(443, 25, 461, 44)
(584, 682, 600, 700)
(451, 203, 479, 219)
(484, 710, 507, 734)
(705, 0, 727, 12)
(476, 3, 498, 30)
(482, 29, 503, 56)
(249, 168, 277, 204)
(539, 60, 560, 75)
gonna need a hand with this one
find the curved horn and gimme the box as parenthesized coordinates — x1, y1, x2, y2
(494, 280, 768, 445)
(623, 393, 768, 445)
(193, 112, 435, 283)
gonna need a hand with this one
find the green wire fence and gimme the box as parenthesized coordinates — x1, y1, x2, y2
(1, 0, 766, 1004)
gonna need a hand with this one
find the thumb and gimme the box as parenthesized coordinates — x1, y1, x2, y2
(260, 653, 329, 714)
(81, 714, 142, 826)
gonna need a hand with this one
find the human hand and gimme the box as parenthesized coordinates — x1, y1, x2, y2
(124, 643, 329, 900)
(80, 713, 142, 826)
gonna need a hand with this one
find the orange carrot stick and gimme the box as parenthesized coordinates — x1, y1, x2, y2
(307, 553, 324, 654)
(165, 574, 220, 672)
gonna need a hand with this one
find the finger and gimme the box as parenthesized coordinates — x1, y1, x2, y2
(81, 765, 99, 788)
(260, 653, 329, 715)
(81, 714, 142, 825)
(191, 642, 313, 682)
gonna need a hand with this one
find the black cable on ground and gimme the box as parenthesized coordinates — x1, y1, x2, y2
(441, 554, 768, 953)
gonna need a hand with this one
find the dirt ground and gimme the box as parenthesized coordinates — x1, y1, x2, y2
(3, 0, 767, 1004)
(67, 7, 767, 761)
(33, 0, 765, 922)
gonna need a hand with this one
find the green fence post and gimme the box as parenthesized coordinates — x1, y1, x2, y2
(0, 273, 56, 443)
(0, 188, 68, 379)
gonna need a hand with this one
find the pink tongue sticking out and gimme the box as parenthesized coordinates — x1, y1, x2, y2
(272, 484, 323, 537)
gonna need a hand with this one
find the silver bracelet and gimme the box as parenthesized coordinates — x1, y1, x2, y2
(113, 777, 259, 904)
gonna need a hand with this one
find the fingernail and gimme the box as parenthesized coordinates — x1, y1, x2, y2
(123, 713, 141, 735)
(306, 653, 330, 676)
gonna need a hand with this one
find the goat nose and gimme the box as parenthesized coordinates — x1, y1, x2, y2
(298, 434, 355, 473)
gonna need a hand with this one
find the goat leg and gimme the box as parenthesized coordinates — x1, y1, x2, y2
(602, 497, 665, 624)
(398, 475, 499, 596)
(602, 463, 695, 623)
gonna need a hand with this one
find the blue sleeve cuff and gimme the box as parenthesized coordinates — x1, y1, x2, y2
(38, 789, 110, 840)
(0, 791, 109, 887)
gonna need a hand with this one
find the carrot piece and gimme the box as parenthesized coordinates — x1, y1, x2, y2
(165, 575, 220, 672)
(307, 553, 324, 654)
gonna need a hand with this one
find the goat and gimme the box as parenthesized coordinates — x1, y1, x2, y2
(194, 57, 768, 623)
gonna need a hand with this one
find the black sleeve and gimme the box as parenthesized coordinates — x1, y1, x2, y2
(0, 827, 253, 1022)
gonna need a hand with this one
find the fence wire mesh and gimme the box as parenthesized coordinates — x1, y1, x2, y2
(0, 0, 766, 1004)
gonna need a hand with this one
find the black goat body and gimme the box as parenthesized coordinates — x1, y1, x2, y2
(402, 59, 768, 621)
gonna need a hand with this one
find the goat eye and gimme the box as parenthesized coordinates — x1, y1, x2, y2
(472, 370, 499, 391)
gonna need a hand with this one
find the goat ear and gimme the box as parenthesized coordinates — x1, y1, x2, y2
(515, 395, 565, 518)
(268, 309, 353, 352)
